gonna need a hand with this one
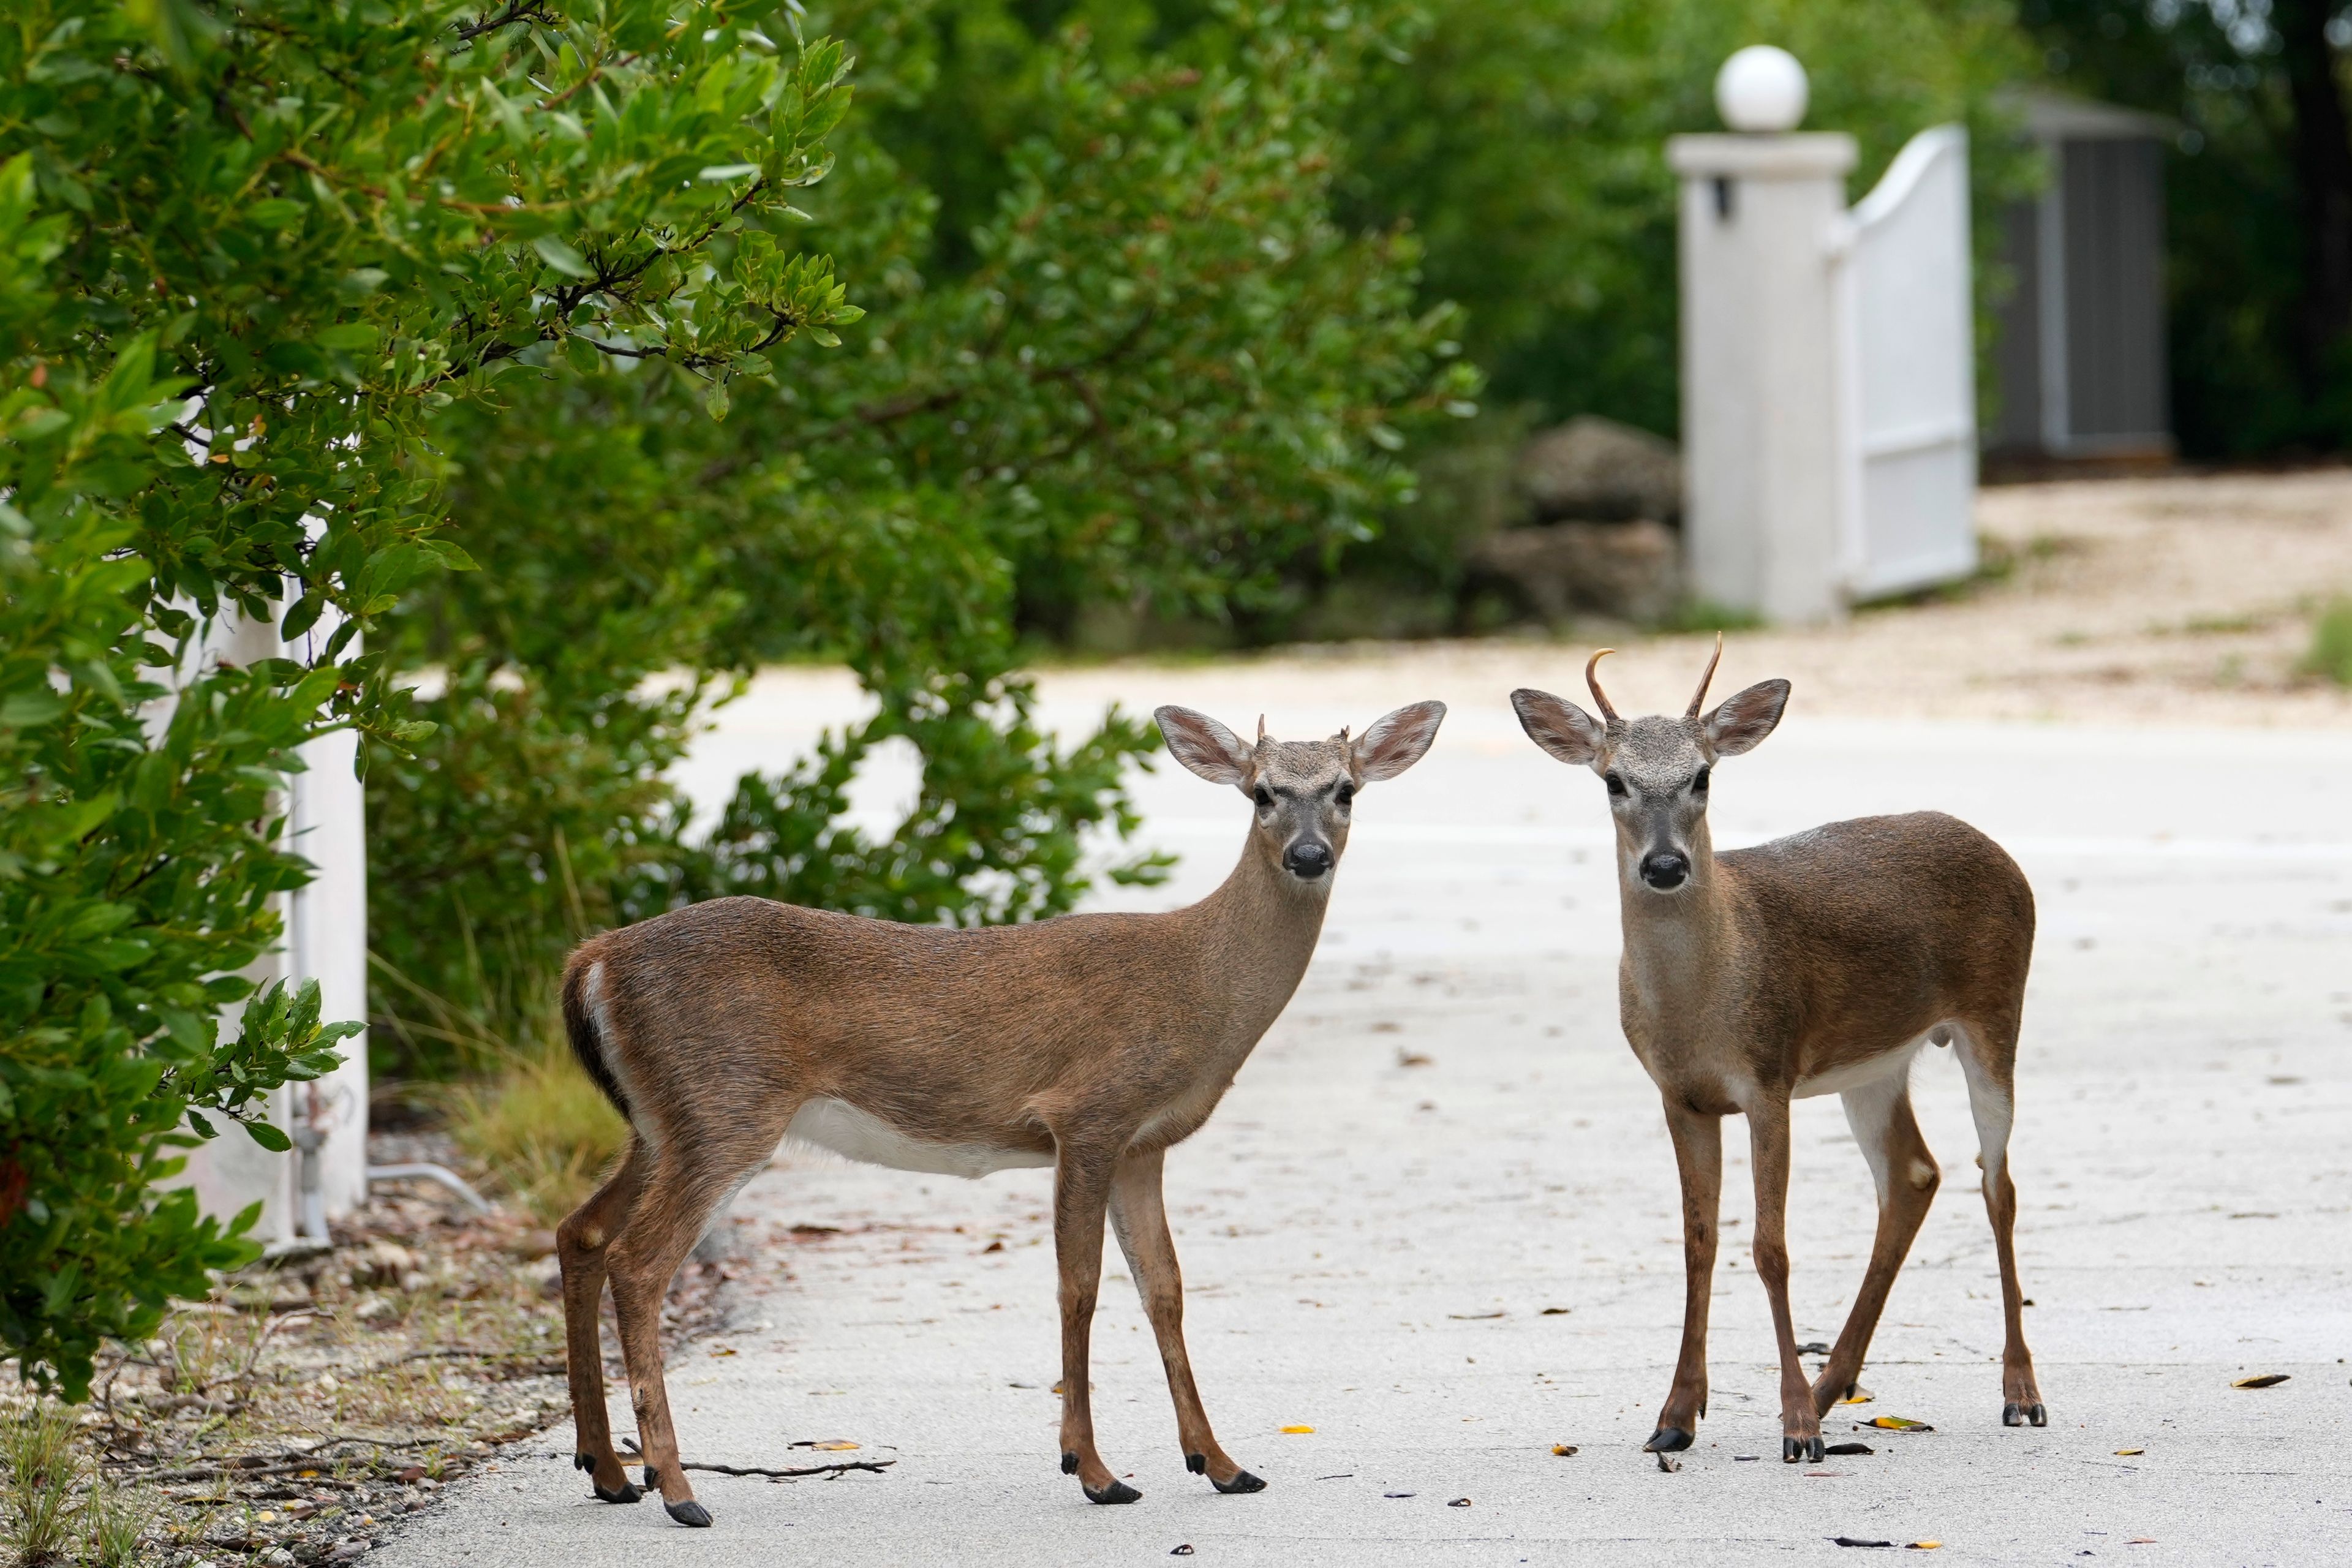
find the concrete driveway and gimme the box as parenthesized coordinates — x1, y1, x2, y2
(378, 672, 2352, 1567)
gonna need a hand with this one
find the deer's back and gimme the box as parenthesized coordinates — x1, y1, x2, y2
(1716, 812, 2034, 1084)
(571, 895, 1252, 1133)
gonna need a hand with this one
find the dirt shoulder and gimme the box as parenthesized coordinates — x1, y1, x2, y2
(1036, 468, 2352, 729)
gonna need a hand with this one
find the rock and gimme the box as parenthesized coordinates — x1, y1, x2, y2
(1465, 519, 1683, 625)
(1515, 416, 1681, 525)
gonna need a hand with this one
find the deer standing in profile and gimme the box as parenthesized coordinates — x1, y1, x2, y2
(1510, 639, 2043, 1464)
(553, 701, 1446, 1526)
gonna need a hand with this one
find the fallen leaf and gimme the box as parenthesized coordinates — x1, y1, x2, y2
(1384, 1491, 1415, 1499)
(1550, 1444, 1578, 1457)
(1825, 1442, 1874, 1456)
(2128, 1538, 2157, 1545)
(299, 1469, 321, 1479)
(1733, 1455, 1761, 1463)
(788, 1223, 842, 1237)
(1540, 1306, 1572, 1316)
(2231, 1374, 2288, 1389)
(394, 1466, 424, 1484)
(1830, 1537, 1894, 1548)
(1656, 1451, 1681, 1472)
(1807, 1470, 1852, 1478)
(1449, 1310, 1505, 1320)
(1170, 1547, 1194, 1557)
(2114, 1448, 2144, 1457)
(982, 1240, 1004, 1253)
(1908, 1543, 1942, 1552)
(794, 1439, 859, 1451)
(709, 1347, 737, 1357)
(1397, 1049, 1433, 1067)
(1837, 1387, 1877, 1405)
(1280, 1424, 1315, 1434)
(1864, 1415, 1934, 1432)
(1448, 1497, 1472, 1507)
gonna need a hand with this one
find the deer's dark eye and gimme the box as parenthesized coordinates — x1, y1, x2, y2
(1253, 786, 1273, 810)
(1692, 766, 1710, 793)
(1604, 773, 1627, 797)
(1334, 783, 1355, 807)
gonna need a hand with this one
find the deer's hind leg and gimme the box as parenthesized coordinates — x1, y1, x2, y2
(605, 1112, 793, 1528)
(1812, 1065, 1939, 1417)
(1954, 1019, 2045, 1427)
(559, 1137, 652, 1504)
(1109, 1148, 1262, 1496)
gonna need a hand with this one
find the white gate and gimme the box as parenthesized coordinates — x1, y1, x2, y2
(1839, 124, 1978, 599)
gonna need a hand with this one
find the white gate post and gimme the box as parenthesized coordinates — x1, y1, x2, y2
(165, 607, 371, 1248)
(1669, 100, 1856, 625)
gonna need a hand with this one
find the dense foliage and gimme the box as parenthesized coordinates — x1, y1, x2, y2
(0, 0, 859, 1396)
(369, 0, 1476, 1065)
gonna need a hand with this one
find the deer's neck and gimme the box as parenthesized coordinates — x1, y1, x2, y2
(1182, 834, 1332, 1037)
(1616, 821, 1739, 1012)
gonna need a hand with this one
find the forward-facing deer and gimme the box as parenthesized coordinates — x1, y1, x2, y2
(554, 701, 1446, 1526)
(1510, 640, 2043, 1464)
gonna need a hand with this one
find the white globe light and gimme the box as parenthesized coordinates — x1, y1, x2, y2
(1715, 45, 1808, 134)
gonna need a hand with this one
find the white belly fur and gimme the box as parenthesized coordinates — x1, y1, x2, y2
(1792, 1033, 1934, 1100)
(784, 1096, 1055, 1180)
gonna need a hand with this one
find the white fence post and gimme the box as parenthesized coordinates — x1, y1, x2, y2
(164, 608, 371, 1248)
(1672, 49, 1978, 622)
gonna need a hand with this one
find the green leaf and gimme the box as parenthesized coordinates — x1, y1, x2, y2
(532, 236, 594, 280)
(241, 1120, 293, 1153)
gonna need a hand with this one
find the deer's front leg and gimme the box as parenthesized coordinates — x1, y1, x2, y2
(1647, 1100, 1722, 1455)
(1053, 1145, 1138, 1504)
(1109, 1148, 1265, 1495)
(1746, 1096, 1823, 1463)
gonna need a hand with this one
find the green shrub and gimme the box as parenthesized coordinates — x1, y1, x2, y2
(2306, 598, 2352, 687)
(368, 1, 1475, 1066)
(1, 0, 859, 1398)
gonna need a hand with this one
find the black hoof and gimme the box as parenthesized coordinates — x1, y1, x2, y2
(1643, 1427, 1694, 1453)
(1186, 1452, 1207, 1475)
(1061, 1451, 1080, 1476)
(1212, 1469, 1266, 1495)
(643, 1464, 659, 1489)
(2027, 1403, 2048, 1428)
(1810, 1436, 1826, 1463)
(2002, 1402, 2022, 1427)
(1084, 1479, 1143, 1505)
(575, 1453, 594, 1472)
(592, 1481, 643, 1505)
(1782, 1436, 1824, 1464)
(665, 1498, 712, 1528)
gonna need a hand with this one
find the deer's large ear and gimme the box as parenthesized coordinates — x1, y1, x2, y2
(1702, 679, 1791, 756)
(1155, 706, 1255, 789)
(1512, 688, 1606, 768)
(1352, 700, 1447, 782)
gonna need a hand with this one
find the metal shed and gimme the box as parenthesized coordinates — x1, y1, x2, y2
(1989, 92, 2174, 461)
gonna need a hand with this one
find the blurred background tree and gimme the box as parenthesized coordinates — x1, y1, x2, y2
(2018, 0, 2352, 458)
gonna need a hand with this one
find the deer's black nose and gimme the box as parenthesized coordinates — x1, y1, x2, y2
(1284, 840, 1332, 880)
(1640, 851, 1689, 891)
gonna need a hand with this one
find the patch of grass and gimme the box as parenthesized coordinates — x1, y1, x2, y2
(79, 1485, 146, 1568)
(1659, 600, 1766, 634)
(2, 1404, 80, 1567)
(2303, 597, 2352, 685)
(447, 1044, 630, 1225)
(2178, 611, 2268, 636)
